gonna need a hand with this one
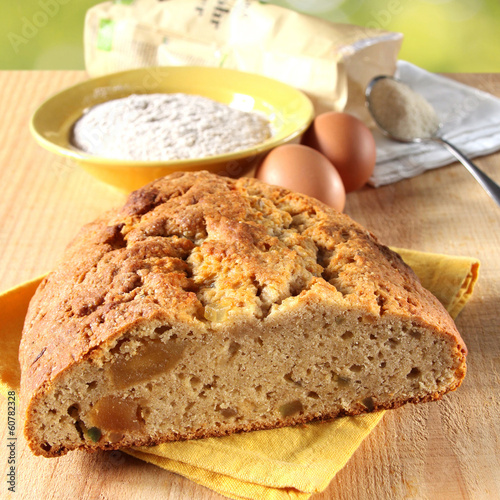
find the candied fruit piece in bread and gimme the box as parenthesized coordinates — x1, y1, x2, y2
(19, 171, 467, 457)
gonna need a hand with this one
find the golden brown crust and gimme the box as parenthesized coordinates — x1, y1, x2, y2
(19, 171, 466, 456)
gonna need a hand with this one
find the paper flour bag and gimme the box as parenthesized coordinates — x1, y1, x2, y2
(84, 0, 402, 120)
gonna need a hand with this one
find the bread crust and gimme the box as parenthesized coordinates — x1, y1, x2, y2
(19, 171, 467, 457)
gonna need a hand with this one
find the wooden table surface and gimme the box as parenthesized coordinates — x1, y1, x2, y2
(1, 71, 499, 500)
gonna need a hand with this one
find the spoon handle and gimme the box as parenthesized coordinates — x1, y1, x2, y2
(435, 137, 500, 207)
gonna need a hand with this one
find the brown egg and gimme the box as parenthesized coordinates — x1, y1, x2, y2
(302, 112, 376, 192)
(255, 144, 346, 212)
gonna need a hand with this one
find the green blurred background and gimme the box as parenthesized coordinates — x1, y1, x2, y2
(1, 0, 499, 72)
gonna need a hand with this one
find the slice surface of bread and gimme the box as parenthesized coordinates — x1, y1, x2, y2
(19, 171, 467, 457)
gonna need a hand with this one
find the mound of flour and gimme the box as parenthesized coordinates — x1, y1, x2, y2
(72, 93, 272, 161)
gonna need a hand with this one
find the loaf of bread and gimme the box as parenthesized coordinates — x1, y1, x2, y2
(19, 171, 467, 457)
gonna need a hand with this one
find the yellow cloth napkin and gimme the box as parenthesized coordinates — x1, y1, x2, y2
(0, 248, 480, 500)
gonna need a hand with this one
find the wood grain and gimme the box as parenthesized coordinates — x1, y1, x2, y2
(1, 71, 499, 500)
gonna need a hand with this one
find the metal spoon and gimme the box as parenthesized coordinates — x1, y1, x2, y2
(365, 75, 500, 207)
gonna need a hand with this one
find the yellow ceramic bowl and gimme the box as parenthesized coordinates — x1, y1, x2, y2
(30, 66, 314, 192)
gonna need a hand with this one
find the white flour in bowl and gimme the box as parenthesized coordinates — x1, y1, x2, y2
(71, 93, 272, 161)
